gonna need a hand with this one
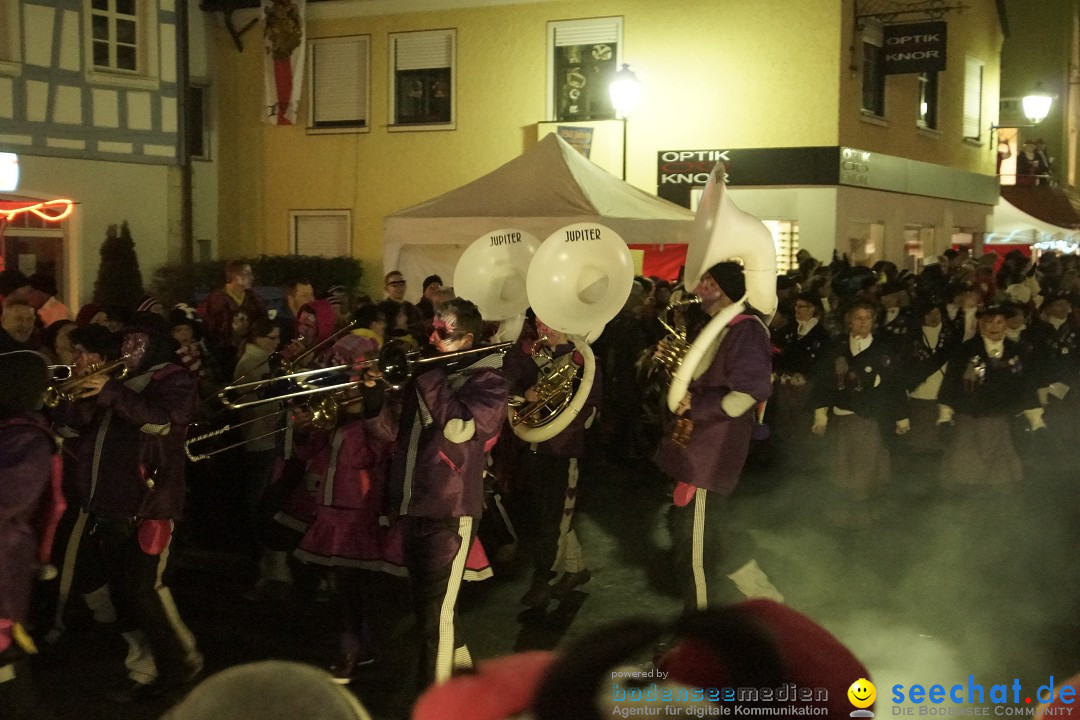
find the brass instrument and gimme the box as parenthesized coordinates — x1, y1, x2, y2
(653, 296, 702, 381)
(508, 222, 634, 443)
(510, 338, 580, 430)
(218, 341, 515, 411)
(43, 355, 132, 408)
(184, 393, 363, 462)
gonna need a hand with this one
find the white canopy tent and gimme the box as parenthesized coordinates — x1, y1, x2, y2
(986, 195, 1080, 248)
(383, 133, 694, 294)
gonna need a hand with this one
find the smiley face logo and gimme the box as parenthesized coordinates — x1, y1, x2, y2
(848, 678, 876, 709)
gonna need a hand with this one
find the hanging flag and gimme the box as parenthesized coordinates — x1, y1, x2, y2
(262, 0, 306, 125)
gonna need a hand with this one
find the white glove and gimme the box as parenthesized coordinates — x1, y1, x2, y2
(811, 407, 829, 436)
(936, 405, 955, 425)
(721, 390, 757, 418)
(895, 418, 911, 435)
(1023, 407, 1047, 432)
(443, 418, 476, 443)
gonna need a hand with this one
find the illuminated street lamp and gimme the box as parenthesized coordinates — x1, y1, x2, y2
(609, 63, 641, 180)
(1021, 86, 1053, 125)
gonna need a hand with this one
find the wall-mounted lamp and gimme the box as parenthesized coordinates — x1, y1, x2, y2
(992, 83, 1054, 133)
(609, 63, 641, 181)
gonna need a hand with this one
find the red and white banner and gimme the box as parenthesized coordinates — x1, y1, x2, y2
(262, 0, 306, 125)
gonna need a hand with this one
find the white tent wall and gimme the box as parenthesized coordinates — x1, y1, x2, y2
(383, 134, 694, 297)
(987, 196, 1080, 245)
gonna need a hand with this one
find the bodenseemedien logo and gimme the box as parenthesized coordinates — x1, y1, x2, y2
(848, 678, 877, 717)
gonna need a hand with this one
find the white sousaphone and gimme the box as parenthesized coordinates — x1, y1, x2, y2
(453, 227, 541, 343)
(511, 222, 634, 443)
(667, 166, 778, 413)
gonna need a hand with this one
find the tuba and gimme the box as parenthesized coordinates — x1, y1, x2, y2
(453, 228, 540, 343)
(652, 294, 703, 384)
(510, 222, 634, 443)
(666, 166, 777, 413)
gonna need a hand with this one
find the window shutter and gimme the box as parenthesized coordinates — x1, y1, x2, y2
(311, 37, 368, 128)
(395, 31, 452, 71)
(963, 58, 984, 139)
(553, 20, 619, 47)
(292, 213, 350, 257)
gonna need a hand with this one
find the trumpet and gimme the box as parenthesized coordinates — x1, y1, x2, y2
(44, 355, 132, 408)
(184, 393, 364, 462)
(219, 341, 515, 411)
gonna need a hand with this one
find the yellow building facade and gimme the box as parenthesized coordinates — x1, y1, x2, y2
(213, 0, 1004, 296)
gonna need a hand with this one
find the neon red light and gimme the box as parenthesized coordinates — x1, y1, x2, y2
(0, 199, 75, 223)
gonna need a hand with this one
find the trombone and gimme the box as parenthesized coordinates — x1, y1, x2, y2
(184, 393, 364, 462)
(219, 341, 514, 411)
(228, 307, 367, 387)
(44, 355, 132, 408)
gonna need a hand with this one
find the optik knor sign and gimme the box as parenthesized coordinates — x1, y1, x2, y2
(884, 21, 946, 75)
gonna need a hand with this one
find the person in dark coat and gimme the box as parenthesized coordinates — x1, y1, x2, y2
(0, 351, 64, 718)
(198, 260, 268, 375)
(1024, 290, 1080, 448)
(383, 298, 509, 689)
(653, 262, 779, 611)
(937, 305, 1044, 490)
(900, 302, 960, 454)
(811, 300, 910, 525)
(54, 316, 202, 701)
(503, 316, 601, 609)
(770, 292, 830, 447)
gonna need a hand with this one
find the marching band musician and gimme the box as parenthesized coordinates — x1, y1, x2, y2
(502, 316, 600, 610)
(53, 315, 203, 702)
(811, 300, 909, 526)
(0, 351, 65, 718)
(937, 304, 1045, 490)
(381, 298, 509, 689)
(770, 291, 830, 449)
(291, 305, 407, 688)
(653, 262, 780, 611)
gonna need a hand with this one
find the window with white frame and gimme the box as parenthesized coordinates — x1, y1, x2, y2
(84, 0, 158, 86)
(547, 17, 622, 122)
(308, 35, 369, 133)
(388, 29, 454, 130)
(290, 210, 351, 257)
(860, 21, 885, 117)
(0, 0, 22, 68)
(962, 58, 984, 141)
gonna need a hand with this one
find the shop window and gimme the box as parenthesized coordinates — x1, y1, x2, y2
(962, 58, 984, 141)
(308, 35, 369, 133)
(290, 210, 350, 257)
(83, 0, 159, 87)
(763, 221, 800, 274)
(917, 72, 939, 130)
(388, 29, 454, 131)
(547, 17, 621, 122)
(860, 21, 885, 117)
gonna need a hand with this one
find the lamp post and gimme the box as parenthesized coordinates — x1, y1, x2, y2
(609, 63, 641, 180)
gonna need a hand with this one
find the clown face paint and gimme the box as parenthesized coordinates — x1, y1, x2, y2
(121, 332, 150, 371)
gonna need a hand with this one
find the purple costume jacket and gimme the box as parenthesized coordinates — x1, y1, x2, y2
(0, 414, 58, 626)
(59, 363, 198, 521)
(388, 353, 509, 519)
(654, 315, 773, 495)
(502, 342, 602, 458)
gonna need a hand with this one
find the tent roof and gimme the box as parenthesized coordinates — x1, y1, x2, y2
(387, 133, 693, 223)
(987, 195, 1080, 244)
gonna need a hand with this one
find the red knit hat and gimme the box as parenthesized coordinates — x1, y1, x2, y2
(412, 651, 556, 720)
(659, 600, 872, 718)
